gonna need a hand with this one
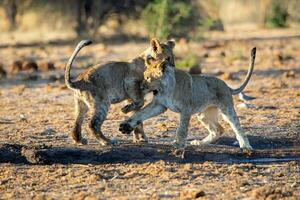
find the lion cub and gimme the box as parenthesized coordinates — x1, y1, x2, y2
(65, 39, 175, 146)
(119, 47, 256, 150)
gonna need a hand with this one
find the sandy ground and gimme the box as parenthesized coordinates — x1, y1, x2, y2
(0, 31, 300, 199)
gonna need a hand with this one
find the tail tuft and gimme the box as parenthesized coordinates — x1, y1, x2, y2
(251, 47, 256, 58)
(80, 39, 93, 47)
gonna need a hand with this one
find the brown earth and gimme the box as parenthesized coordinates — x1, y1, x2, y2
(0, 31, 299, 199)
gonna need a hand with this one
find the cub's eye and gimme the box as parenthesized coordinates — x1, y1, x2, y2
(147, 55, 154, 60)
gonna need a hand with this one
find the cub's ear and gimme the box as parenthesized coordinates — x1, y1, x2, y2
(167, 40, 175, 49)
(150, 38, 162, 53)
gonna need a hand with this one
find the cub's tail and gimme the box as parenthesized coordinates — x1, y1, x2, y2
(231, 47, 256, 95)
(65, 40, 92, 90)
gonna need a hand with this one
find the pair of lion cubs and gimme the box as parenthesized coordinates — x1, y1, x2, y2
(65, 39, 255, 150)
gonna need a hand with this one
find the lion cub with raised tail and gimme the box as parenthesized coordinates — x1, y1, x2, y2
(119, 47, 256, 150)
(65, 39, 175, 146)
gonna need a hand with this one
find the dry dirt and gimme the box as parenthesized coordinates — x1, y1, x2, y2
(0, 31, 300, 199)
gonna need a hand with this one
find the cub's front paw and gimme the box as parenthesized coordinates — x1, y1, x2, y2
(119, 122, 134, 134)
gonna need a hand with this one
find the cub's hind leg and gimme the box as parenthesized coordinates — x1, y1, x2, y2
(220, 105, 253, 150)
(89, 99, 117, 146)
(191, 107, 224, 146)
(70, 98, 88, 145)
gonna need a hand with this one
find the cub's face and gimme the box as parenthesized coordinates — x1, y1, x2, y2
(143, 59, 169, 92)
(141, 38, 175, 92)
(142, 38, 175, 68)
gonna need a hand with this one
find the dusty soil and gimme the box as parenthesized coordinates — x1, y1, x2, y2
(0, 31, 300, 199)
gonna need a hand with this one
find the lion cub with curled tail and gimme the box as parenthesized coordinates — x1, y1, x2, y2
(65, 39, 175, 146)
(119, 47, 256, 150)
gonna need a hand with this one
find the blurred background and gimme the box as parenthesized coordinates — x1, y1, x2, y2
(1, 0, 300, 42)
(0, 0, 300, 77)
(0, 0, 300, 79)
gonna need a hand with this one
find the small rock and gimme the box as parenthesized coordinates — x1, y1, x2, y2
(220, 51, 226, 57)
(180, 189, 206, 199)
(0, 63, 7, 78)
(275, 172, 284, 177)
(203, 42, 221, 49)
(39, 62, 55, 71)
(240, 180, 250, 186)
(9, 60, 23, 74)
(259, 105, 277, 110)
(276, 52, 294, 63)
(0, 179, 8, 185)
(41, 128, 56, 136)
(22, 60, 38, 72)
(20, 114, 28, 122)
(291, 182, 297, 188)
(202, 52, 209, 58)
(20, 114, 26, 119)
(284, 70, 296, 78)
(212, 69, 224, 76)
(219, 72, 234, 80)
(237, 103, 256, 109)
(194, 191, 205, 198)
(58, 85, 68, 90)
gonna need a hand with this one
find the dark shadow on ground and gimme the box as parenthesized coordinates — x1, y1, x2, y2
(1, 134, 299, 165)
(0, 144, 28, 164)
